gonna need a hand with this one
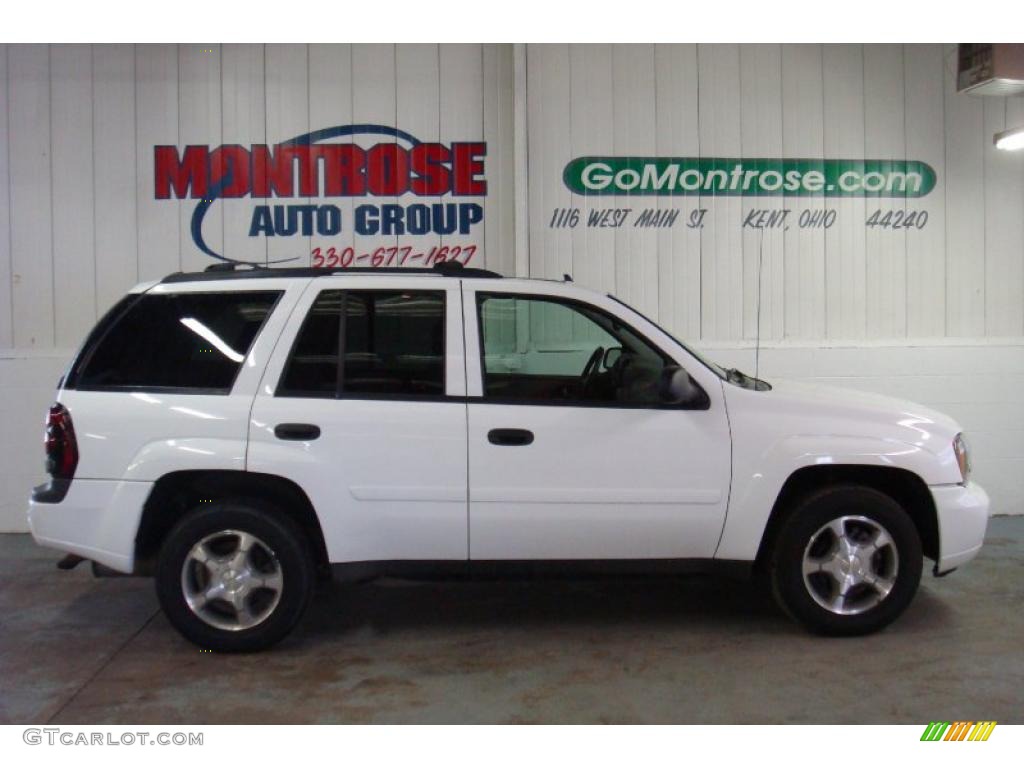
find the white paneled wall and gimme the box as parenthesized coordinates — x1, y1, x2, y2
(527, 43, 1024, 344)
(737, 45, 785, 343)
(0, 42, 515, 356)
(904, 46, 947, 338)
(1, 43, 1023, 532)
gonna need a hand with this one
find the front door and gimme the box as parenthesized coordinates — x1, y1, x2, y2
(248, 276, 468, 564)
(463, 285, 731, 561)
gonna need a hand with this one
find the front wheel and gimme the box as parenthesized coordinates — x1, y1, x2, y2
(769, 485, 922, 636)
(156, 500, 314, 652)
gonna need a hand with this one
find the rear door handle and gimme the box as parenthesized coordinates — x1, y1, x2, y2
(274, 423, 321, 441)
(487, 428, 534, 446)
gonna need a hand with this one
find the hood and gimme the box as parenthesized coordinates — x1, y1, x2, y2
(724, 377, 962, 454)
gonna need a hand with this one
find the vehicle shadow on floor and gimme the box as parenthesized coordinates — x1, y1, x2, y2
(302, 574, 785, 639)
(292, 571, 957, 647)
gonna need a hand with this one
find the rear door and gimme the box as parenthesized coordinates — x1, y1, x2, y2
(248, 276, 468, 563)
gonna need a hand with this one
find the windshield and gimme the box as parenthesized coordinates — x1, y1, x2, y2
(606, 295, 729, 380)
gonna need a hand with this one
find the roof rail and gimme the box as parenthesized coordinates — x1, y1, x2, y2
(162, 260, 503, 284)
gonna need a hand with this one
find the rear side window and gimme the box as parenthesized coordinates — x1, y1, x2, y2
(278, 289, 446, 398)
(70, 291, 281, 393)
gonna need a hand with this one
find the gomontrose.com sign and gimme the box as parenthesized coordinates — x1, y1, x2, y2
(563, 157, 936, 197)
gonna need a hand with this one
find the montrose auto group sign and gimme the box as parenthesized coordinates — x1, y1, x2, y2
(155, 124, 487, 266)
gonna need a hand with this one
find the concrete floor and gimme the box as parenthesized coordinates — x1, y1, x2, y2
(1, 518, 1021, 724)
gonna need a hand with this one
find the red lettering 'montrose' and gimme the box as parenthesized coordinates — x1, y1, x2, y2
(154, 141, 487, 200)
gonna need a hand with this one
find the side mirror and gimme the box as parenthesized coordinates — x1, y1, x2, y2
(659, 366, 704, 406)
(602, 346, 624, 369)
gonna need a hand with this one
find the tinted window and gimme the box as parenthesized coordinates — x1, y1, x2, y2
(278, 289, 446, 398)
(478, 294, 671, 406)
(73, 291, 280, 393)
(277, 291, 342, 396)
(62, 294, 138, 389)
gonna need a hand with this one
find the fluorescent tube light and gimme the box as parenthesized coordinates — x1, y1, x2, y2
(994, 126, 1024, 151)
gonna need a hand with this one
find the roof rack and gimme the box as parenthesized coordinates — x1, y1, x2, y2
(161, 260, 503, 284)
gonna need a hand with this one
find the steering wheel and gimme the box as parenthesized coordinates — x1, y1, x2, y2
(580, 346, 605, 392)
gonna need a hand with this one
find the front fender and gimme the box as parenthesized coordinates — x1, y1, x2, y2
(714, 433, 953, 562)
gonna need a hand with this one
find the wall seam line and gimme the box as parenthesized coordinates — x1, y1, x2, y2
(4, 45, 11, 346)
(91, 45, 99, 318)
(47, 46, 56, 347)
(132, 44, 139, 286)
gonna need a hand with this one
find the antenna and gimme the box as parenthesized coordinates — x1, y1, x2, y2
(754, 227, 765, 381)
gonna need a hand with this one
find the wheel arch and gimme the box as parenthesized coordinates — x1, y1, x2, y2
(134, 470, 329, 577)
(753, 464, 939, 568)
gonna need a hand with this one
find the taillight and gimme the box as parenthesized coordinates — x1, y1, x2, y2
(45, 403, 79, 480)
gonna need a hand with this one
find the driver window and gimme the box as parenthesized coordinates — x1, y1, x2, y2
(477, 293, 671, 406)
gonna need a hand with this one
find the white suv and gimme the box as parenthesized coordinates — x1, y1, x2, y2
(28, 262, 990, 651)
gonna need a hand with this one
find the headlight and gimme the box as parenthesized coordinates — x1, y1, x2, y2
(953, 433, 971, 483)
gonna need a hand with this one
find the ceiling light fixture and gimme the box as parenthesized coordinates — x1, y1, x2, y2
(994, 126, 1024, 151)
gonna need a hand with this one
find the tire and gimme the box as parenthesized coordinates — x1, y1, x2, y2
(155, 499, 314, 652)
(769, 484, 922, 636)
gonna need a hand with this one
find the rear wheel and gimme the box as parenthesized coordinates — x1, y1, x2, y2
(769, 485, 922, 635)
(156, 500, 314, 652)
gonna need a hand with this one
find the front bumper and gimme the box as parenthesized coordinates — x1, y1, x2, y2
(27, 478, 153, 574)
(931, 481, 990, 573)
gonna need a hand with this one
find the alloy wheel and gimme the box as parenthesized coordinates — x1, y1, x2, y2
(801, 515, 899, 616)
(180, 529, 284, 631)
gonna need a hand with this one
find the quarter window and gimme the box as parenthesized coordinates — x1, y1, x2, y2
(477, 294, 673, 406)
(278, 289, 446, 398)
(72, 291, 281, 393)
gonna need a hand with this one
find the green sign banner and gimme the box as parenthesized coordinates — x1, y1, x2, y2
(563, 157, 937, 197)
